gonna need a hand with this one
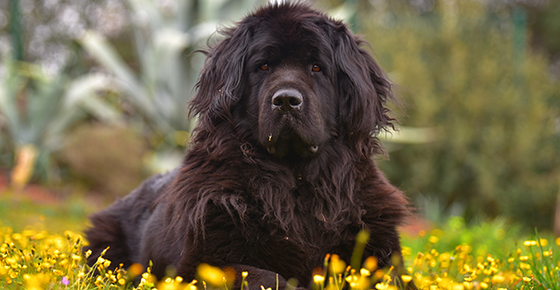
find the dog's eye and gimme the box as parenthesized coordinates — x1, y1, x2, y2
(312, 64, 321, 72)
(260, 64, 269, 71)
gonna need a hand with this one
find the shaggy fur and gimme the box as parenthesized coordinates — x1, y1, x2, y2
(85, 3, 413, 290)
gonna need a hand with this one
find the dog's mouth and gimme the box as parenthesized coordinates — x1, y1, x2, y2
(265, 123, 320, 159)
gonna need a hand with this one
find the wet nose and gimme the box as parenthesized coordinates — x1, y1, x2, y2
(272, 89, 303, 111)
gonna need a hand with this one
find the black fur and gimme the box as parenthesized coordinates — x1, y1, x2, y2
(85, 3, 413, 290)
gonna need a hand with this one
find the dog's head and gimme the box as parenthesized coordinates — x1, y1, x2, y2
(190, 3, 395, 159)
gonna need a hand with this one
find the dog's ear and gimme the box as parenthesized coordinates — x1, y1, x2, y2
(334, 27, 396, 144)
(189, 25, 253, 127)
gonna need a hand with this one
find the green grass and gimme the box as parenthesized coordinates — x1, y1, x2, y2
(0, 190, 95, 234)
(399, 217, 559, 290)
(0, 191, 558, 290)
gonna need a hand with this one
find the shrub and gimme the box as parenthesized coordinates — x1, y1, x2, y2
(362, 0, 560, 229)
(59, 124, 148, 197)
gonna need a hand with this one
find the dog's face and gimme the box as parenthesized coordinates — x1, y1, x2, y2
(190, 3, 395, 159)
(241, 17, 339, 159)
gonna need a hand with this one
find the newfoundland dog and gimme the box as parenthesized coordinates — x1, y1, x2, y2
(85, 2, 413, 290)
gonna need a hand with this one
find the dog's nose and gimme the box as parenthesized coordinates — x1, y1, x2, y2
(272, 89, 303, 111)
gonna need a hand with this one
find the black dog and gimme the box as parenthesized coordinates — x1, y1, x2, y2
(85, 3, 413, 289)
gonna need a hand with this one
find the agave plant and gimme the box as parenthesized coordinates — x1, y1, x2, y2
(78, 0, 265, 172)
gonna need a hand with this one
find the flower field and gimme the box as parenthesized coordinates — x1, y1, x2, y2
(0, 191, 558, 290)
(0, 213, 558, 290)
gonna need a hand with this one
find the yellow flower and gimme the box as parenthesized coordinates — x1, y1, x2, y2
(401, 246, 412, 257)
(314, 274, 325, 284)
(129, 263, 144, 277)
(329, 254, 347, 274)
(375, 282, 389, 290)
(349, 276, 371, 289)
(452, 283, 464, 290)
(95, 276, 104, 287)
(492, 275, 505, 284)
(439, 252, 451, 268)
(374, 269, 385, 280)
(72, 254, 82, 262)
(197, 263, 226, 287)
(24, 273, 50, 290)
(401, 275, 413, 283)
(364, 256, 378, 272)
(523, 240, 537, 247)
(519, 263, 531, 270)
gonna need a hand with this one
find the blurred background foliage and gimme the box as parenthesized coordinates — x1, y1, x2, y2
(0, 0, 558, 232)
(0, 0, 266, 197)
(343, 0, 560, 231)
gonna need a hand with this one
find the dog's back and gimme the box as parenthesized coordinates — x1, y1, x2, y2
(84, 169, 178, 269)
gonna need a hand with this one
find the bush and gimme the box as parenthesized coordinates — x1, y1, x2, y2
(60, 124, 148, 197)
(361, 0, 560, 229)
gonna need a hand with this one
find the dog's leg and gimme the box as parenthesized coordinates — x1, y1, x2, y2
(84, 212, 133, 269)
